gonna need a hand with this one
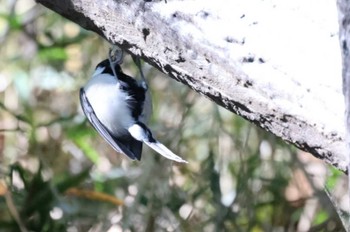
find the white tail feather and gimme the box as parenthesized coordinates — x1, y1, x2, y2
(144, 141, 188, 163)
(128, 123, 187, 163)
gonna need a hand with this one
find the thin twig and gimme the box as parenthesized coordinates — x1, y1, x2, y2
(4, 183, 29, 232)
(36, 115, 75, 128)
(324, 186, 349, 230)
(0, 127, 21, 132)
(0, 102, 30, 124)
(294, 153, 348, 231)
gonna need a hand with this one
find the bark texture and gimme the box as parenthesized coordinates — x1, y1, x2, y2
(36, 0, 347, 172)
(338, 0, 350, 176)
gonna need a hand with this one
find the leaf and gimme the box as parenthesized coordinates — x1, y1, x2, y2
(74, 136, 100, 164)
(65, 188, 123, 206)
(66, 122, 100, 164)
(23, 167, 91, 217)
(8, 14, 22, 30)
(38, 47, 68, 61)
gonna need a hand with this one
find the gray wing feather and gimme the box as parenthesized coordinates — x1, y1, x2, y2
(79, 88, 140, 160)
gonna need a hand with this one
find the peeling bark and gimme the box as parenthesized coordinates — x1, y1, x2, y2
(36, 0, 347, 172)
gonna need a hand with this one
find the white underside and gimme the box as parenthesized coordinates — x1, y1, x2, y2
(84, 69, 187, 163)
(84, 73, 134, 136)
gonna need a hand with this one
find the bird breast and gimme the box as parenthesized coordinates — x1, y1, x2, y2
(84, 74, 134, 136)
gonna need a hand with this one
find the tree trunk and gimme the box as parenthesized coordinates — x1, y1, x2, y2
(36, 0, 347, 172)
(337, 1, 350, 222)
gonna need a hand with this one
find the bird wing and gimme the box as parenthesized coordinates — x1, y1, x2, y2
(79, 88, 142, 160)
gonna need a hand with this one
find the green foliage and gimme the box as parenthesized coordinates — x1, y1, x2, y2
(38, 47, 68, 62)
(0, 0, 347, 231)
(66, 122, 101, 164)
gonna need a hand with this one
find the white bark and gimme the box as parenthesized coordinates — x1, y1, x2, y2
(37, 0, 347, 172)
(337, 0, 350, 225)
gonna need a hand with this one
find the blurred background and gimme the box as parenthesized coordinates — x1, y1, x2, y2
(0, 1, 348, 231)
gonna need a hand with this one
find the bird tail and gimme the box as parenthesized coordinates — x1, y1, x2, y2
(144, 140, 188, 163)
(128, 122, 187, 163)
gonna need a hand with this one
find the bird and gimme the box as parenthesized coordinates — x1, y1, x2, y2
(79, 49, 187, 163)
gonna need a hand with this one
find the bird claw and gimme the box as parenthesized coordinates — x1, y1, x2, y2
(108, 46, 124, 66)
(108, 46, 124, 80)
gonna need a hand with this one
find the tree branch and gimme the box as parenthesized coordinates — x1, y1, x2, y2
(36, 0, 347, 172)
(337, 0, 350, 221)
